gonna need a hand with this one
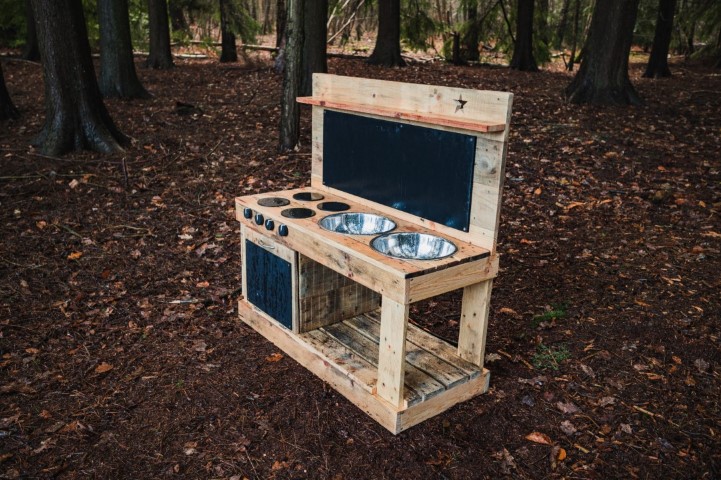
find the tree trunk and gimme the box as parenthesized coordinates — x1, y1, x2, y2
(0, 63, 19, 120)
(22, 0, 40, 61)
(219, 0, 238, 62)
(300, 0, 328, 95)
(276, 0, 287, 48)
(537, 0, 549, 46)
(146, 0, 174, 69)
(168, 1, 188, 33)
(555, 0, 570, 48)
(510, 0, 538, 71)
(643, 0, 676, 78)
(30, 0, 127, 155)
(565, 0, 642, 105)
(461, 0, 480, 62)
(279, 0, 303, 151)
(99, 0, 150, 98)
(567, 0, 580, 71)
(367, 0, 405, 66)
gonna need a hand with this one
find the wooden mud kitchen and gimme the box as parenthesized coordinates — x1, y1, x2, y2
(235, 74, 513, 433)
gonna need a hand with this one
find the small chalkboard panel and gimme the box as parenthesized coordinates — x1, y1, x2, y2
(323, 111, 477, 232)
(245, 240, 293, 329)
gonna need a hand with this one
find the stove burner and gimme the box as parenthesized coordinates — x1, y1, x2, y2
(293, 192, 324, 202)
(317, 201, 350, 212)
(257, 197, 290, 208)
(281, 207, 316, 219)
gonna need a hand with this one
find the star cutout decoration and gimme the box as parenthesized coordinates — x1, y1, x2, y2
(454, 95, 468, 113)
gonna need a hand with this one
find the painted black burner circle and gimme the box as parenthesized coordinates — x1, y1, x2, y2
(257, 197, 290, 208)
(293, 192, 324, 202)
(281, 207, 316, 219)
(317, 201, 350, 212)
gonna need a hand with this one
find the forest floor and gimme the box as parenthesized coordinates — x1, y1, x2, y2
(1, 52, 720, 479)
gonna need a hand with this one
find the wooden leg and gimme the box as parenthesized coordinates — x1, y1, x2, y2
(376, 297, 409, 409)
(458, 279, 493, 369)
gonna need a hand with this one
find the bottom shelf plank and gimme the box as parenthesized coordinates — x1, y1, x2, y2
(238, 299, 490, 434)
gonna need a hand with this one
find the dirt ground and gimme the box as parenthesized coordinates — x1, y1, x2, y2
(1, 51, 720, 479)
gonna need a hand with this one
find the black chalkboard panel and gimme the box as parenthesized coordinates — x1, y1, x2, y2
(245, 240, 293, 329)
(323, 111, 477, 232)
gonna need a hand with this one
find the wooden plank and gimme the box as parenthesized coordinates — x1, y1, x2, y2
(241, 224, 248, 301)
(458, 280, 493, 368)
(346, 315, 470, 390)
(407, 255, 499, 303)
(309, 74, 513, 139)
(322, 322, 436, 406)
(376, 298, 410, 408)
(297, 97, 506, 133)
(364, 310, 480, 377)
(396, 369, 490, 433)
(301, 329, 378, 393)
(299, 282, 380, 332)
(238, 299, 402, 432)
(311, 106, 324, 183)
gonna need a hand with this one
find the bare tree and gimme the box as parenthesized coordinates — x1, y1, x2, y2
(643, 0, 676, 78)
(99, 0, 151, 98)
(510, 0, 538, 71)
(565, 0, 642, 105)
(147, 0, 174, 69)
(31, 0, 127, 154)
(367, 0, 405, 66)
(279, 0, 304, 151)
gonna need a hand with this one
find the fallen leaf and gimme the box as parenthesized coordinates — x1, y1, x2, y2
(196, 281, 210, 288)
(672, 355, 682, 364)
(534, 187, 542, 195)
(560, 420, 577, 436)
(485, 353, 502, 363)
(557, 447, 567, 461)
(620, 423, 633, 434)
(525, 431, 553, 445)
(701, 231, 721, 238)
(95, 362, 113, 374)
(499, 307, 517, 315)
(556, 401, 580, 414)
(25, 347, 40, 354)
(598, 396, 616, 407)
(69, 179, 80, 189)
(265, 353, 283, 363)
(694, 359, 710, 373)
(67, 251, 83, 260)
(580, 363, 595, 378)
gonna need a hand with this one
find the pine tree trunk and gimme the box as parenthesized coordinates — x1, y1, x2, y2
(367, 0, 405, 66)
(565, 0, 642, 105)
(276, 0, 287, 48)
(0, 63, 19, 120)
(461, 0, 480, 62)
(219, 0, 238, 62)
(30, 0, 127, 155)
(279, 0, 303, 151)
(146, 0, 174, 69)
(99, 0, 150, 98)
(555, 0, 570, 48)
(168, 2, 188, 33)
(22, 0, 40, 61)
(643, 0, 675, 78)
(301, 0, 328, 95)
(537, 0, 549, 46)
(510, 0, 538, 71)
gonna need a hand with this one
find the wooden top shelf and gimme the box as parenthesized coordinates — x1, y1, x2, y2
(297, 96, 507, 134)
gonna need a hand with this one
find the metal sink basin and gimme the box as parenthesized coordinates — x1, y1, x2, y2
(319, 212, 396, 235)
(371, 232, 457, 260)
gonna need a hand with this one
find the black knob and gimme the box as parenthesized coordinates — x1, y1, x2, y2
(254, 213, 264, 225)
(243, 207, 252, 219)
(278, 224, 288, 237)
(265, 219, 275, 231)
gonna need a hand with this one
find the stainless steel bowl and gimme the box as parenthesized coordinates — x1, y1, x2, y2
(319, 212, 396, 235)
(371, 232, 457, 260)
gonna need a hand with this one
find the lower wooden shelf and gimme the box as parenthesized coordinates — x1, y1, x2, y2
(238, 299, 490, 434)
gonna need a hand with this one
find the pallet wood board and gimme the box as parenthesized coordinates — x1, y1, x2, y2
(238, 299, 489, 433)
